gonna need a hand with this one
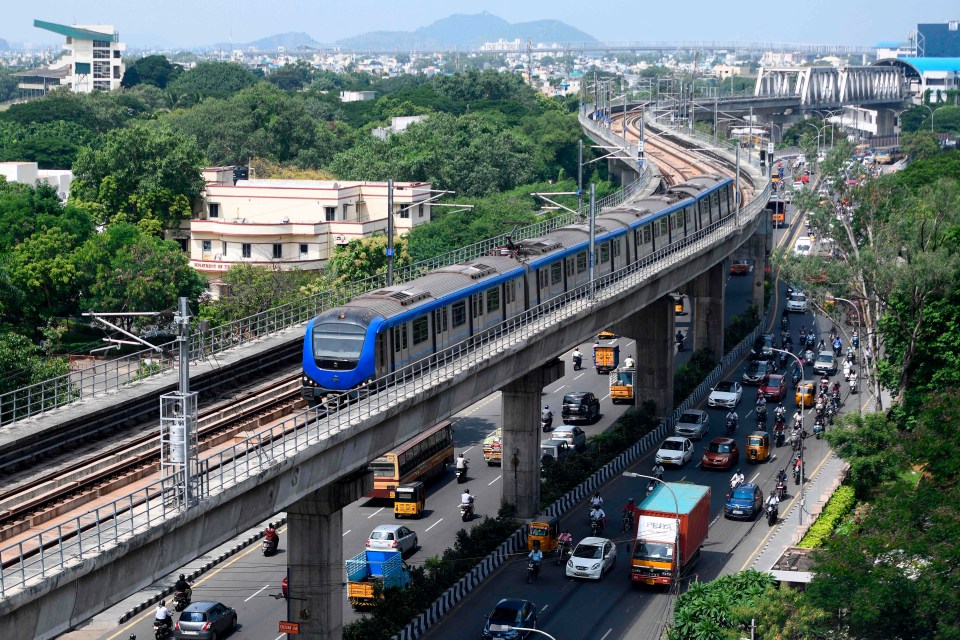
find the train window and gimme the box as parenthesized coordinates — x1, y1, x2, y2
(550, 262, 562, 285)
(452, 301, 466, 327)
(434, 308, 448, 334)
(599, 242, 610, 263)
(613, 238, 622, 258)
(486, 287, 500, 313)
(672, 212, 684, 231)
(471, 293, 484, 318)
(412, 317, 429, 345)
(643, 225, 652, 244)
(393, 325, 408, 352)
(538, 269, 549, 289)
(565, 258, 575, 278)
(576, 252, 587, 273)
(505, 280, 516, 304)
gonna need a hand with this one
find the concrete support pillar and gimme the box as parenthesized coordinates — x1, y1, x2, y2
(287, 472, 371, 640)
(692, 264, 725, 362)
(614, 297, 675, 416)
(749, 230, 770, 313)
(501, 360, 564, 519)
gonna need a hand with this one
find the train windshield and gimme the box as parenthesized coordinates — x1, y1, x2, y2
(312, 322, 366, 361)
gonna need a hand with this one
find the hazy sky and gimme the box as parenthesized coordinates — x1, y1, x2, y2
(3, 0, 957, 48)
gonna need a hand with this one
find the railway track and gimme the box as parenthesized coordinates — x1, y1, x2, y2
(0, 373, 305, 541)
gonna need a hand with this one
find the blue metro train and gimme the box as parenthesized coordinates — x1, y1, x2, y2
(301, 174, 735, 402)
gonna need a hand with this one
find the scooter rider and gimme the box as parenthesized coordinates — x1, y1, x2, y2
(775, 403, 787, 421)
(154, 600, 172, 631)
(766, 492, 780, 517)
(726, 410, 739, 430)
(456, 452, 468, 471)
(541, 405, 553, 430)
(651, 463, 665, 480)
(730, 469, 745, 489)
(623, 354, 636, 368)
(528, 541, 543, 576)
(590, 491, 604, 509)
(174, 574, 192, 601)
(589, 505, 606, 532)
(264, 522, 279, 554)
(572, 346, 583, 369)
(460, 488, 475, 506)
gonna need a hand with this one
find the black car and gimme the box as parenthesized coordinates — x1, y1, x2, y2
(750, 334, 774, 360)
(482, 598, 538, 639)
(742, 359, 776, 385)
(561, 392, 600, 424)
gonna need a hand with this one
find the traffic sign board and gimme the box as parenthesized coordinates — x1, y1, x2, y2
(279, 621, 300, 634)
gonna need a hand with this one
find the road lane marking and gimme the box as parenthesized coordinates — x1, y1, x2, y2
(601, 629, 614, 640)
(627, 341, 635, 346)
(367, 507, 384, 519)
(462, 446, 474, 454)
(425, 518, 443, 532)
(574, 373, 585, 380)
(489, 475, 502, 486)
(601, 393, 610, 401)
(245, 584, 270, 602)
(540, 604, 549, 613)
(342, 530, 351, 537)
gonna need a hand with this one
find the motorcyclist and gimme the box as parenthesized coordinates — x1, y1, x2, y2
(590, 492, 604, 509)
(623, 354, 636, 368)
(456, 452, 469, 471)
(864, 346, 872, 365)
(852, 331, 860, 349)
(264, 523, 279, 553)
(528, 541, 543, 569)
(541, 405, 553, 429)
(589, 506, 606, 532)
(726, 410, 739, 431)
(832, 336, 842, 356)
(766, 492, 780, 517)
(843, 360, 852, 380)
(730, 469, 745, 489)
(775, 403, 787, 420)
(154, 600, 172, 630)
(622, 498, 637, 530)
(832, 381, 842, 395)
(804, 348, 814, 364)
(676, 330, 685, 348)
(460, 489, 475, 507)
(817, 338, 826, 352)
(174, 574, 192, 602)
(651, 463, 665, 480)
(572, 347, 583, 368)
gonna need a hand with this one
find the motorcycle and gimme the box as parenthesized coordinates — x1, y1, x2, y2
(456, 464, 468, 483)
(781, 315, 789, 331)
(541, 415, 553, 432)
(555, 533, 572, 566)
(173, 589, 191, 612)
(262, 536, 279, 557)
(793, 463, 802, 485)
(675, 333, 685, 351)
(849, 375, 858, 394)
(572, 354, 583, 371)
(725, 417, 737, 436)
(804, 351, 814, 366)
(774, 425, 785, 448)
(527, 560, 541, 583)
(460, 501, 474, 522)
(590, 516, 603, 536)
(756, 404, 767, 422)
(154, 619, 172, 640)
(776, 479, 788, 500)
(766, 503, 779, 526)
(813, 421, 825, 439)
(622, 510, 634, 533)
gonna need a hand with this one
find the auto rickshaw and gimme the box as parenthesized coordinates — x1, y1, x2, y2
(745, 431, 770, 464)
(393, 481, 425, 519)
(528, 514, 560, 553)
(795, 381, 816, 408)
(597, 330, 617, 340)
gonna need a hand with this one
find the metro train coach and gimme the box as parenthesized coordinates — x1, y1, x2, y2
(302, 174, 734, 401)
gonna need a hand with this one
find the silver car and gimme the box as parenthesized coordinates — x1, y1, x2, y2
(175, 601, 237, 639)
(674, 410, 709, 440)
(366, 524, 418, 557)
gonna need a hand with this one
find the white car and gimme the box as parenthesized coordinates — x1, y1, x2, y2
(787, 292, 808, 313)
(655, 436, 694, 467)
(565, 537, 616, 580)
(792, 180, 804, 191)
(674, 410, 709, 440)
(793, 236, 812, 256)
(366, 524, 418, 557)
(552, 425, 587, 452)
(708, 381, 743, 408)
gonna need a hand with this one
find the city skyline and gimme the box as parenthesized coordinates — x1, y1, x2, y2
(1, 0, 957, 50)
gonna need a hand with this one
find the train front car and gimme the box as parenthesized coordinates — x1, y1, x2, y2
(302, 307, 382, 404)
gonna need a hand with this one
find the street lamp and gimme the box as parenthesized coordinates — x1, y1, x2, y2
(505, 629, 558, 640)
(804, 121, 826, 159)
(831, 296, 863, 414)
(622, 472, 681, 583)
(770, 347, 807, 523)
(919, 104, 935, 132)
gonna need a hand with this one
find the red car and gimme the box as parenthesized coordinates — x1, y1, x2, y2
(701, 437, 740, 470)
(758, 374, 787, 402)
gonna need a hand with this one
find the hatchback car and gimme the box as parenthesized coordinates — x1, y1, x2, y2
(674, 410, 710, 440)
(175, 601, 237, 639)
(759, 374, 787, 402)
(750, 334, 774, 360)
(813, 351, 837, 375)
(366, 524, 418, 557)
(724, 483, 764, 520)
(552, 425, 587, 452)
(655, 436, 694, 467)
(793, 236, 812, 256)
(482, 598, 538, 639)
(729, 259, 751, 275)
(708, 381, 742, 408)
(742, 360, 776, 385)
(561, 392, 600, 424)
(787, 292, 808, 313)
(565, 537, 617, 580)
(701, 437, 740, 470)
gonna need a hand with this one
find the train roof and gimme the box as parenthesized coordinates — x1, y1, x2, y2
(668, 174, 729, 198)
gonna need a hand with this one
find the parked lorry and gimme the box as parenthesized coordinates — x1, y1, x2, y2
(482, 428, 502, 466)
(630, 482, 710, 587)
(593, 344, 620, 374)
(609, 367, 635, 404)
(345, 549, 411, 609)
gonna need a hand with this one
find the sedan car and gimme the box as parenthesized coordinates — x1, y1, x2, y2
(787, 291, 808, 313)
(565, 537, 617, 580)
(366, 524, 418, 557)
(729, 259, 751, 275)
(813, 351, 837, 375)
(701, 437, 740, 470)
(482, 598, 538, 640)
(674, 410, 710, 440)
(655, 436, 694, 467)
(552, 425, 587, 452)
(758, 374, 787, 402)
(750, 333, 774, 360)
(742, 359, 776, 385)
(724, 483, 764, 520)
(561, 392, 601, 424)
(708, 381, 743, 408)
(175, 601, 237, 640)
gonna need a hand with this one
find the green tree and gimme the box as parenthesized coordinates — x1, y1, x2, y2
(667, 570, 775, 640)
(0, 120, 96, 169)
(902, 130, 940, 160)
(165, 62, 259, 106)
(4, 227, 84, 326)
(266, 61, 315, 91)
(328, 235, 413, 284)
(121, 54, 182, 89)
(71, 122, 204, 230)
(197, 264, 315, 325)
(0, 332, 70, 396)
(0, 179, 93, 247)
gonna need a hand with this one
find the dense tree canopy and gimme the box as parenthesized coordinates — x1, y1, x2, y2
(165, 62, 260, 106)
(121, 54, 183, 90)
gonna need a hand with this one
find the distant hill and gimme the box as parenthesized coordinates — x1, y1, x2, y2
(213, 32, 321, 52)
(336, 12, 596, 50)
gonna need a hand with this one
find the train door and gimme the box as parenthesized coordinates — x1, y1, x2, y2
(596, 240, 612, 277)
(377, 328, 390, 375)
(450, 300, 469, 343)
(470, 291, 485, 334)
(391, 322, 411, 368)
(433, 306, 449, 351)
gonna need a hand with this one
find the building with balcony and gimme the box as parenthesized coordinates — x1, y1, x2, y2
(14, 20, 125, 96)
(187, 169, 433, 289)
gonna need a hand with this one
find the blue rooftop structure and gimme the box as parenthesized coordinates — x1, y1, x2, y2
(642, 482, 709, 514)
(876, 57, 960, 75)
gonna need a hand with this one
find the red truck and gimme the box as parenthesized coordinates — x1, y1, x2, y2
(630, 482, 710, 587)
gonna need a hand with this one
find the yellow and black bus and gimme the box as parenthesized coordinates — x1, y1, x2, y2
(367, 421, 454, 499)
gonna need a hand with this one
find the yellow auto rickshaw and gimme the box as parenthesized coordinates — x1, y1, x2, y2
(597, 330, 617, 340)
(795, 381, 815, 408)
(528, 514, 560, 553)
(393, 481, 425, 519)
(745, 431, 770, 464)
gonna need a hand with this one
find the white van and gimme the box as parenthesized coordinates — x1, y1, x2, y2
(793, 236, 812, 256)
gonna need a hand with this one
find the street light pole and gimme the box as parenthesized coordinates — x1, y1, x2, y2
(622, 472, 681, 584)
(507, 629, 559, 640)
(771, 347, 806, 524)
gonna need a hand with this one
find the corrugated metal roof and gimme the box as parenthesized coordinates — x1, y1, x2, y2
(877, 57, 960, 74)
(642, 483, 709, 514)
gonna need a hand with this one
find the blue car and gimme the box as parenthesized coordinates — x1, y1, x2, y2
(724, 483, 763, 520)
(482, 598, 538, 639)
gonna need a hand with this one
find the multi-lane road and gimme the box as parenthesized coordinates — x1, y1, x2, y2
(80, 198, 807, 640)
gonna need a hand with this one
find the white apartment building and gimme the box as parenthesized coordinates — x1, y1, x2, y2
(187, 169, 433, 285)
(15, 20, 125, 96)
(0, 162, 73, 200)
